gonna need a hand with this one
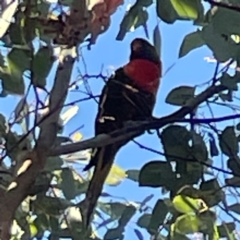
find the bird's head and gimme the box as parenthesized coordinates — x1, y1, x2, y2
(129, 38, 160, 65)
(123, 38, 162, 95)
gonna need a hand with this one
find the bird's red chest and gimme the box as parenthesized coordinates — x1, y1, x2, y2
(123, 59, 161, 95)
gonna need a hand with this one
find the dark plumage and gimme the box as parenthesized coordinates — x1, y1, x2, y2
(81, 38, 162, 228)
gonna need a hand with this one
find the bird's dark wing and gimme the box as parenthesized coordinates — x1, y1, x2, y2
(84, 68, 155, 171)
(81, 68, 156, 227)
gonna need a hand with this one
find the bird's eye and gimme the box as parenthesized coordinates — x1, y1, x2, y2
(131, 40, 142, 52)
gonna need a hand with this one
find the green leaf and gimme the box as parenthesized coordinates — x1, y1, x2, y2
(126, 169, 139, 182)
(219, 91, 233, 102)
(165, 86, 195, 106)
(74, 181, 89, 196)
(29, 222, 38, 237)
(116, 5, 148, 40)
(198, 214, 219, 240)
(148, 200, 168, 234)
(7, 48, 31, 74)
(0, 70, 25, 95)
(156, 0, 179, 24)
(228, 203, 240, 214)
(49, 216, 58, 231)
(37, 1, 50, 16)
(227, 156, 240, 175)
(173, 195, 202, 214)
(104, 227, 123, 240)
(0, 52, 5, 67)
(219, 73, 239, 91)
(200, 179, 224, 207)
(170, 0, 202, 20)
(212, 7, 240, 36)
(0, 113, 7, 137)
(217, 222, 236, 238)
(60, 168, 76, 200)
(118, 205, 136, 227)
(23, 18, 37, 44)
(32, 47, 54, 88)
(153, 24, 161, 57)
(29, 172, 52, 196)
(111, 203, 128, 219)
(14, 97, 29, 126)
(139, 161, 175, 187)
(8, 17, 25, 45)
(219, 126, 238, 157)
(183, 161, 203, 185)
(172, 214, 204, 236)
(137, 214, 151, 229)
(34, 196, 73, 215)
(33, 214, 49, 234)
(136, 0, 153, 7)
(225, 177, 240, 187)
(99, 202, 127, 220)
(44, 156, 63, 172)
(200, 178, 221, 192)
(161, 125, 191, 162)
(201, 24, 238, 62)
(179, 30, 205, 58)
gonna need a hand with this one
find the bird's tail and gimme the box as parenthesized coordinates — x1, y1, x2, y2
(80, 146, 117, 228)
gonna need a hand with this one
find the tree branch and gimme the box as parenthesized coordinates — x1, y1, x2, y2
(205, 0, 240, 12)
(51, 84, 227, 157)
(0, 57, 74, 239)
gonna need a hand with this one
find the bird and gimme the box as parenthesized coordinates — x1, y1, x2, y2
(81, 38, 162, 228)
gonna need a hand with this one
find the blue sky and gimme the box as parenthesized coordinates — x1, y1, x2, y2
(0, 1, 239, 239)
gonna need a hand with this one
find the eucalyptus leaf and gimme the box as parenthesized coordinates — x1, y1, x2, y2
(220, 73, 239, 91)
(201, 24, 239, 62)
(104, 227, 123, 240)
(228, 203, 240, 214)
(156, 0, 178, 24)
(116, 5, 148, 40)
(118, 205, 136, 227)
(217, 222, 236, 238)
(165, 86, 195, 106)
(179, 30, 205, 58)
(7, 48, 31, 74)
(200, 179, 224, 207)
(60, 168, 76, 200)
(137, 214, 151, 229)
(32, 47, 55, 88)
(170, 0, 203, 20)
(126, 169, 140, 182)
(139, 161, 175, 188)
(0, 113, 7, 137)
(219, 126, 238, 157)
(148, 200, 168, 234)
(153, 24, 161, 57)
(0, 69, 25, 95)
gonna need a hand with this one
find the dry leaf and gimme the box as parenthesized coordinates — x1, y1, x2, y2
(88, 0, 124, 44)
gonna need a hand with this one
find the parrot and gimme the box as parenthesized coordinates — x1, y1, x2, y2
(81, 38, 162, 228)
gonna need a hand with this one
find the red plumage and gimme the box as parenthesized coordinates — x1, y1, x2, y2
(80, 38, 162, 228)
